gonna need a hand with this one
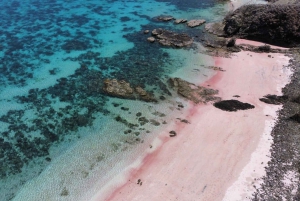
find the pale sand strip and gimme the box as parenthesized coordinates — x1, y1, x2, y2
(235, 39, 289, 50)
(92, 49, 291, 201)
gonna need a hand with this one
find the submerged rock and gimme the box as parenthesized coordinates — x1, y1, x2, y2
(223, 4, 300, 47)
(187, 19, 206, 28)
(151, 28, 193, 47)
(213, 100, 255, 112)
(169, 77, 220, 104)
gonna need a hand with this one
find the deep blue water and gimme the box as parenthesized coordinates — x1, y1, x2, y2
(0, 0, 227, 200)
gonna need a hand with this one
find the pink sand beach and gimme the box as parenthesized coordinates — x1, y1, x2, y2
(92, 43, 291, 201)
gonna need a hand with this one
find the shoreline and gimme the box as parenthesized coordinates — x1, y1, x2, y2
(91, 42, 292, 201)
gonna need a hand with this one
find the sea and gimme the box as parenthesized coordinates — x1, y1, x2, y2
(0, 0, 231, 200)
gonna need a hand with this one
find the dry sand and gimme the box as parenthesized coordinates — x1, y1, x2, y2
(92, 45, 291, 201)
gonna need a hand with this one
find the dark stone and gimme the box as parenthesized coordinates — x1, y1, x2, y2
(213, 99, 255, 112)
(169, 130, 177, 137)
(180, 119, 190, 124)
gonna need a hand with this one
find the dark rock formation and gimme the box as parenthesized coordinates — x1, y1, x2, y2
(103, 79, 157, 102)
(169, 77, 220, 104)
(213, 99, 255, 111)
(223, 5, 300, 47)
(151, 29, 193, 47)
(259, 94, 288, 105)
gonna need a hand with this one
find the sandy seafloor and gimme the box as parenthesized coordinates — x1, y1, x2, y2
(0, 0, 293, 201)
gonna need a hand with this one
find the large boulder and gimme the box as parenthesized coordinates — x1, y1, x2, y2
(223, 4, 300, 47)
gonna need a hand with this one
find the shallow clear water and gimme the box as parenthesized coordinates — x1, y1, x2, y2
(0, 0, 228, 200)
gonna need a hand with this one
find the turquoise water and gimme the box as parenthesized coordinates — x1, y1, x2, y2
(0, 0, 228, 200)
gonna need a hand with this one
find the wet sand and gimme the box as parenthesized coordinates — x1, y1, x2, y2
(92, 44, 291, 201)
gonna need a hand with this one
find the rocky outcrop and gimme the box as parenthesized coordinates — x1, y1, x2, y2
(169, 77, 220, 104)
(151, 28, 193, 47)
(223, 5, 300, 47)
(103, 79, 157, 102)
(187, 19, 206, 28)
